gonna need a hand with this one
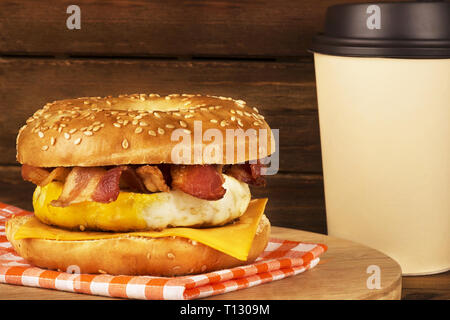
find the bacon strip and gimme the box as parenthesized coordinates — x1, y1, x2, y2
(91, 166, 140, 203)
(171, 165, 226, 200)
(118, 166, 147, 193)
(136, 165, 170, 193)
(51, 166, 150, 207)
(22, 164, 70, 186)
(51, 167, 107, 207)
(22, 161, 264, 205)
(225, 163, 266, 187)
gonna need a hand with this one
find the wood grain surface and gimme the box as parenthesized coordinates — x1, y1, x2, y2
(0, 226, 403, 300)
(0, 0, 395, 58)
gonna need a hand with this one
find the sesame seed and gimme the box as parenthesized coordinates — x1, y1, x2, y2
(135, 127, 143, 134)
(139, 121, 148, 127)
(122, 139, 129, 149)
(41, 145, 49, 151)
(92, 126, 100, 132)
(165, 96, 171, 100)
(230, 109, 236, 114)
(132, 119, 139, 125)
(253, 107, 259, 113)
(50, 137, 56, 145)
(58, 127, 63, 133)
(179, 120, 187, 128)
(237, 119, 244, 127)
(83, 131, 93, 136)
(38, 131, 44, 138)
(183, 129, 191, 134)
(236, 110, 243, 116)
(231, 116, 236, 122)
(253, 121, 261, 126)
(154, 112, 161, 118)
(157, 127, 165, 135)
(148, 130, 156, 136)
(83, 101, 90, 105)
(64, 133, 71, 140)
(113, 123, 121, 128)
(74, 138, 82, 145)
(173, 112, 181, 117)
(106, 100, 112, 106)
(184, 114, 194, 119)
(244, 111, 251, 117)
(210, 119, 218, 123)
(167, 253, 175, 259)
(183, 101, 191, 106)
(166, 124, 175, 129)
(220, 120, 228, 127)
(69, 128, 77, 134)
(79, 225, 85, 231)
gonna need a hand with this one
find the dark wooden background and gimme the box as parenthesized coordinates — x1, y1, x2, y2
(0, 0, 402, 234)
(0, 0, 448, 301)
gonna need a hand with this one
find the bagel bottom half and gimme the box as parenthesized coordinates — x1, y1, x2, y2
(6, 215, 270, 276)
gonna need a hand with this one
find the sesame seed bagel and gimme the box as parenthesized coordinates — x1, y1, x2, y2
(17, 94, 274, 167)
(6, 214, 270, 276)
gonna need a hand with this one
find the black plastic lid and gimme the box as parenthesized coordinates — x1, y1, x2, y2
(311, 1, 450, 58)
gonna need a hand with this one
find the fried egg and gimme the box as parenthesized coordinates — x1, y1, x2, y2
(33, 174, 251, 231)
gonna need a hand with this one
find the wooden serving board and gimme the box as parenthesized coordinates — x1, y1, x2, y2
(0, 227, 402, 300)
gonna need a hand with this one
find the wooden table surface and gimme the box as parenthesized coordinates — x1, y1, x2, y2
(1, 225, 448, 300)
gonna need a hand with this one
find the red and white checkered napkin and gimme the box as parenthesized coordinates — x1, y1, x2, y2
(0, 202, 327, 300)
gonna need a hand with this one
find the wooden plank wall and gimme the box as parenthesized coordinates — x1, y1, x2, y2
(0, 0, 395, 234)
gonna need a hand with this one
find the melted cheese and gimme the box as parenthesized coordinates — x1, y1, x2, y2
(14, 198, 268, 261)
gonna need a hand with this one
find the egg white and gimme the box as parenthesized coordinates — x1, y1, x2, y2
(140, 174, 251, 229)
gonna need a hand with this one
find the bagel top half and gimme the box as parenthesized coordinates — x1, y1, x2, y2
(16, 93, 274, 167)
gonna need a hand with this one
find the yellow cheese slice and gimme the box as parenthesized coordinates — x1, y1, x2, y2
(14, 198, 268, 261)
